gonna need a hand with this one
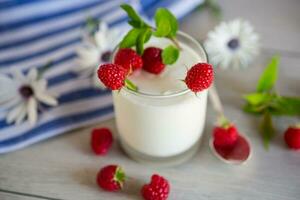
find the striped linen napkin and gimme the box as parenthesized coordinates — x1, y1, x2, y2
(0, 0, 203, 153)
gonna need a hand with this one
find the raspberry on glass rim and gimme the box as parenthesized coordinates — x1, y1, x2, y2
(184, 63, 214, 93)
(97, 63, 137, 91)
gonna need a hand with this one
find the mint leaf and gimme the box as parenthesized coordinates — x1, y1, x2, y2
(243, 96, 300, 116)
(162, 45, 179, 65)
(125, 79, 138, 91)
(242, 54, 300, 150)
(37, 61, 53, 79)
(119, 28, 141, 48)
(136, 28, 152, 55)
(270, 96, 300, 116)
(243, 93, 300, 116)
(243, 104, 264, 115)
(128, 20, 143, 28)
(154, 8, 178, 38)
(259, 111, 275, 149)
(120, 4, 146, 28)
(256, 56, 280, 93)
(154, 17, 171, 37)
(120, 4, 181, 64)
(243, 93, 272, 106)
(197, 0, 222, 19)
(119, 28, 152, 54)
(210, 2, 222, 19)
(154, 9, 171, 37)
(164, 10, 178, 37)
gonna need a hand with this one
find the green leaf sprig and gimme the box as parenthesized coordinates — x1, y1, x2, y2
(119, 4, 180, 65)
(243, 55, 300, 149)
(85, 17, 100, 36)
(197, 0, 222, 19)
(37, 61, 53, 79)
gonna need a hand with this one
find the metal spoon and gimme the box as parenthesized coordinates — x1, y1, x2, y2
(208, 84, 252, 164)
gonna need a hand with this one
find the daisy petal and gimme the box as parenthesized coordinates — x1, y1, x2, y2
(27, 97, 38, 125)
(107, 29, 122, 47)
(27, 68, 38, 83)
(0, 75, 18, 104)
(76, 46, 99, 69)
(35, 91, 58, 106)
(76, 22, 121, 88)
(32, 79, 47, 92)
(95, 32, 107, 49)
(93, 72, 106, 89)
(0, 96, 22, 111)
(76, 66, 95, 78)
(15, 104, 27, 125)
(6, 102, 26, 124)
(204, 19, 259, 69)
(11, 69, 26, 83)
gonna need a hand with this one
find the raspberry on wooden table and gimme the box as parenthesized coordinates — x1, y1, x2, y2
(141, 174, 170, 200)
(90, 128, 113, 155)
(284, 126, 300, 150)
(97, 165, 125, 191)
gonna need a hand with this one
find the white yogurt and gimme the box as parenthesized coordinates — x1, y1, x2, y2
(113, 36, 208, 158)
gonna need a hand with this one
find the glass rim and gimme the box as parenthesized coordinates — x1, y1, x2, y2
(111, 31, 208, 99)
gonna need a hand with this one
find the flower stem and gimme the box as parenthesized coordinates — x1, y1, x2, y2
(150, 26, 181, 50)
(169, 37, 181, 50)
(37, 61, 52, 79)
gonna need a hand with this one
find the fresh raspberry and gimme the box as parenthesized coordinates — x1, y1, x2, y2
(213, 124, 239, 149)
(141, 174, 170, 200)
(97, 165, 125, 191)
(97, 63, 127, 90)
(114, 48, 143, 72)
(91, 128, 113, 155)
(284, 126, 300, 150)
(142, 47, 165, 75)
(185, 63, 214, 93)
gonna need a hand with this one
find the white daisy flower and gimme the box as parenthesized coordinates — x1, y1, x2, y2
(0, 68, 58, 125)
(204, 19, 260, 69)
(75, 21, 121, 88)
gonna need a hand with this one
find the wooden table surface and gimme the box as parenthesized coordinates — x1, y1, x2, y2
(1, 0, 300, 199)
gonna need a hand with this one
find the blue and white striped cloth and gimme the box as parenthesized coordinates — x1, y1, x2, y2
(0, 0, 203, 153)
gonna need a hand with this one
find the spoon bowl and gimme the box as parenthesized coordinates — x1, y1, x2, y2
(209, 134, 251, 165)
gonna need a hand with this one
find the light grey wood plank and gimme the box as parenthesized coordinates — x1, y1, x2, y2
(0, 191, 60, 200)
(0, 193, 35, 200)
(181, 0, 300, 54)
(0, 52, 299, 200)
(1, 1, 300, 200)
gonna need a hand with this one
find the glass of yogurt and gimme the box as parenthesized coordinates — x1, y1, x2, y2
(112, 31, 208, 165)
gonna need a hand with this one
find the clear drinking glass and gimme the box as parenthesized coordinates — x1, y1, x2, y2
(112, 32, 208, 166)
